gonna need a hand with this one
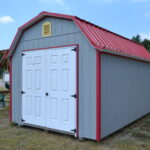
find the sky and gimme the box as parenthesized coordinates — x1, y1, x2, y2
(0, 0, 150, 50)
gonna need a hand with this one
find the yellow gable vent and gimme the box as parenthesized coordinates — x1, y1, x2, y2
(42, 22, 51, 37)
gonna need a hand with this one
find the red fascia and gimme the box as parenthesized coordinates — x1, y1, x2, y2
(96, 50, 101, 141)
(9, 57, 12, 122)
(100, 50, 150, 64)
(6, 12, 76, 58)
(76, 45, 79, 137)
(6, 29, 20, 59)
(19, 11, 75, 30)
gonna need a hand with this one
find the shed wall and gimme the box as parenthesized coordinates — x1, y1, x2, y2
(12, 17, 96, 140)
(101, 54, 150, 138)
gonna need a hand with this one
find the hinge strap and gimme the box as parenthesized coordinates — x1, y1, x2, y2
(71, 94, 77, 99)
(21, 91, 25, 94)
(71, 129, 76, 133)
(71, 48, 76, 52)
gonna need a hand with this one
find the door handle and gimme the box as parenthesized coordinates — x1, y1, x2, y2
(46, 92, 49, 96)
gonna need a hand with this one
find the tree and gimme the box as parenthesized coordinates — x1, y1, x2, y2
(131, 34, 142, 43)
(142, 39, 150, 53)
(131, 34, 150, 53)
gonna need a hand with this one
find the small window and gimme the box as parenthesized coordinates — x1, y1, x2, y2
(42, 22, 51, 37)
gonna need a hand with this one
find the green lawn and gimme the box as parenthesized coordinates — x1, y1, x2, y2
(0, 105, 149, 150)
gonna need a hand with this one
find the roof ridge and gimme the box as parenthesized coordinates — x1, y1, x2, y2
(40, 11, 75, 18)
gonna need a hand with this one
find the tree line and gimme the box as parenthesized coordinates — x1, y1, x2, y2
(131, 34, 150, 52)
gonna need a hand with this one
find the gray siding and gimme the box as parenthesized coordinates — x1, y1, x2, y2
(12, 42, 23, 124)
(101, 54, 150, 138)
(12, 17, 96, 140)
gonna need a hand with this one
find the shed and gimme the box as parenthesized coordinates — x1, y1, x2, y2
(6, 12, 150, 141)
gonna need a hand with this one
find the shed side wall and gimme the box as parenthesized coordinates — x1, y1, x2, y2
(101, 54, 150, 138)
(12, 17, 96, 140)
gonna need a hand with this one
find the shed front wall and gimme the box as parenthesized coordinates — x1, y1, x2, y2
(11, 17, 96, 140)
(101, 54, 150, 138)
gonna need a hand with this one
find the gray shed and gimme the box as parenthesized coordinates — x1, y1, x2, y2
(6, 12, 150, 141)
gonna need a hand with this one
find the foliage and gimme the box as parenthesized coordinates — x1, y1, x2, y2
(131, 34, 150, 52)
(142, 39, 150, 52)
(131, 34, 142, 44)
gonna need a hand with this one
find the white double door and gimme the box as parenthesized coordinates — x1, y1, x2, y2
(22, 46, 76, 133)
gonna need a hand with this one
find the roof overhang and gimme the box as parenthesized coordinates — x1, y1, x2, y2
(99, 49, 150, 63)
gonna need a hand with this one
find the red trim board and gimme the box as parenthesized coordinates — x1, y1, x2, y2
(10, 57, 12, 122)
(22, 44, 78, 52)
(96, 50, 101, 141)
(76, 45, 79, 137)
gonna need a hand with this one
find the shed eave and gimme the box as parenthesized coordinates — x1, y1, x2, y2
(99, 49, 150, 63)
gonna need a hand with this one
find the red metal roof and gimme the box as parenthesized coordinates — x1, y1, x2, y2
(75, 18, 150, 60)
(6, 11, 150, 61)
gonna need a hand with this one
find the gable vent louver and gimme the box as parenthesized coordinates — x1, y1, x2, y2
(42, 22, 51, 37)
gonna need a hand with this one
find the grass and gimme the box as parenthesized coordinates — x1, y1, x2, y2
(0, 102, 150, 150)
(0, 86, 8, 92)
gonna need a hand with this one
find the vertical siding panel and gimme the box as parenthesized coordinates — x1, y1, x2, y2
(101, 54, 150, 138)
(54, 18, 62, 35)
(76, 32, 96, 139)
(12, 42, 23, 124)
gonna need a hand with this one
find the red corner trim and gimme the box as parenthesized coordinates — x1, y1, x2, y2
(96, 50, 101, 141)
(76, 45, 79, 137)
(10, 57, 12, 122)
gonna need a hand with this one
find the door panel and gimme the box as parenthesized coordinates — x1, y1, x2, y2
(45, 47, 76, 132)
(22, 51, 46, 127)
(22, 46, 76, 134)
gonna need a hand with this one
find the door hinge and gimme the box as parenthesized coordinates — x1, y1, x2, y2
(71, 129, 76, 133)
(71, 94, 77, 99)
(22, 53, 26, 56)
(21, 91, 25, 94)
(21, 118, 25, 123)
(71, 48, 76, 52)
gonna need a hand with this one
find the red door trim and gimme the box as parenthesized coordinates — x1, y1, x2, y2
(96, 50, 101, 141)
(22, 44, 79, 137)
(76, 45, 79, 137)
(10, 57, 12, 122)
(22, 44, 78, 52)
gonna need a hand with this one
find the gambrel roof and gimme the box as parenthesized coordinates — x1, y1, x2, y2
(6, 11, 150, 62)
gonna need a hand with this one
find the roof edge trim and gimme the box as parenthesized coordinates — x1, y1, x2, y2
(99, 49, 150, 63)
